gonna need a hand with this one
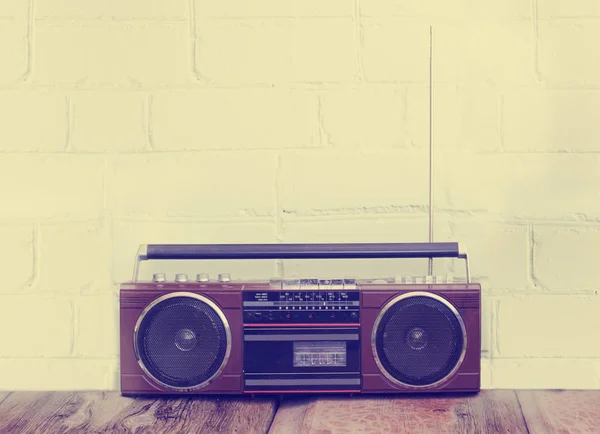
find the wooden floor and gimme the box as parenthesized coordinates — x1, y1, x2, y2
(0, 390, 598, 433)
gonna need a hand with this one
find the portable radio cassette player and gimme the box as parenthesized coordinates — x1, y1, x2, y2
(119, 27, 478, 397)
(119, 242, 481, 396)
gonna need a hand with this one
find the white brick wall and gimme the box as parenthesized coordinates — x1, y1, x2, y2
(195, 18, 358, 84)
(0, 92, 68, 151)
(33, 22, 192, 87)
(70, 92, 148, 152)
(151, 90, 319, 149)
(538, 21, 600, 87)
(1, 0, 599, 391)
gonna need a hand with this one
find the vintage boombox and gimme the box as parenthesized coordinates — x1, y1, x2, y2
(119, 242, 480, 396)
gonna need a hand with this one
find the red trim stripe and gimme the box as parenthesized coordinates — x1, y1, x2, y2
(244, 390, 361, 394)
(243, 323, 360, 327)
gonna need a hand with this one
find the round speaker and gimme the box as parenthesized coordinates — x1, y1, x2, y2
(134, 292, 231, 392)
(372, 292, 466, 389)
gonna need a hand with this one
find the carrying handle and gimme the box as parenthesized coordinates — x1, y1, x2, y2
(132, 242, 470, 283)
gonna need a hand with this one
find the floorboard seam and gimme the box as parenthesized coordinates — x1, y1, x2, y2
(514, 391, 531, 434)
(265, 396, 283, 434)
(0, 392, 12, 407)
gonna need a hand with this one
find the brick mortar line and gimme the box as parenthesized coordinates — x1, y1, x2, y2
(2, 149, 600, 156)
(194, 16, 355, 21)
(487, 290, 600, 296)
(145, 93, 154, 150)
(532, 0, 542, 83)
(33, 17, 188, 22)
(22, 0, 34, 82)
(274, 153, 284, 278)
(69, 300, 76, 356)
(0, 356, 118, 360)
(189, 0, 206, 82)
(0, 81, 528, 91)
(493, 299, 500, 358)
(0, 83, 538, 90)
(490, 357, 600, 361)
(2, 214, 600, 225)
(4, 150, 600, 158)
(0, 150, 434, 159)
(3, 84, 600, 92)
(498, 92, 506, 152)
(26, 225, 39, 290)
(106, 216, 277, 223)
(0, 147, 329, 154)
(353, 0, 365, 83)
(64, 94, 72, 151)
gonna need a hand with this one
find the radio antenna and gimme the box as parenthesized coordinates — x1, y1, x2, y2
(428, 25, 434, 276)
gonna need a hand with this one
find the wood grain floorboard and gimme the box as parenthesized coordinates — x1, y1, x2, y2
(268, 396, 312, 434)
(0, 392, 279, 434)
(269, 391, 529, 434)
(4, 390, 600, 433)
(0, 392, 78, 434)
(0, 392, 11, 406)
(517, 390, 600, 433)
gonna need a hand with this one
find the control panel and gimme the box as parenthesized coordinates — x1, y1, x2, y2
(243, 278, 360, 323)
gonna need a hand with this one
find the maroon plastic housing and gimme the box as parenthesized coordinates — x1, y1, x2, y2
(360, 283, 481, 394)
(120, 281, 245, 396)
(120, 281, 481, 396)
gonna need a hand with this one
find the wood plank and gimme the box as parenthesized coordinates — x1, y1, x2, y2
(518, 390, 600, 433)
(268, 396, 311, 434)
(269, 391, 529, 434)
(0, 392, 78, 433)
(0, 392, 279, 434)
(0, 392, 11, 406)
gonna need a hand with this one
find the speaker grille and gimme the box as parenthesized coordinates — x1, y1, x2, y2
(135, 294, 230, 390)
(373, 293, 465, 388)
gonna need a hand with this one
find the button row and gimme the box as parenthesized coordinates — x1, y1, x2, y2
(394, 274, 454, 284)
(269, 278, 357, 290)
(244, 310, 359, 323)
(151, 273, 456, 284)
(152, 273, 231, 283)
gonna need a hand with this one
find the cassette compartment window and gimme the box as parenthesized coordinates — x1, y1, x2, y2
(293, 341, 347, 367)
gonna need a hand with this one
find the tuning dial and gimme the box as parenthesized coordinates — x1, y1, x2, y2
(152, 273, 166, 283)
(218, 273, 231, 282)
(196, 273, 209, 282)
(174, 273, 188, 283)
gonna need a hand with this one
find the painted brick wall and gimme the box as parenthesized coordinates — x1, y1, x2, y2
(1, 0, 599, 390)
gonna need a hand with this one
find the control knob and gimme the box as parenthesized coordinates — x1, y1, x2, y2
(196, 273, 209, 282)
(152, 273, 166, 283)
(174, 273, 188, 283)
(218, 273, 231, 282)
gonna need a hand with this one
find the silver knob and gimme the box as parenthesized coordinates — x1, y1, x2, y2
(218, 273, 231, 282)
(197, 273, 209, 282)
(175, 273, 188, 283)
(152, 273, 166, 282)
(343, 278, 357, 289)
